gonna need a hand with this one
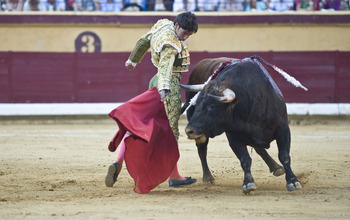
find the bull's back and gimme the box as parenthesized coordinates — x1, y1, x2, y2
(188, 57, 236, 85)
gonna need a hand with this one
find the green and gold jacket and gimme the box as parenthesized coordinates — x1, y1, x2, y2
(128, 19, 190, 91)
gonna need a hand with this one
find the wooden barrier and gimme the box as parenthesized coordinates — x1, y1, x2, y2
(0, 12, 349, 104)
(1, 51, 349, 103)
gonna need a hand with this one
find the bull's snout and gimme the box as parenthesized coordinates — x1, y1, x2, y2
(185, 125, 207, 144)
(185, 125, 196, 137)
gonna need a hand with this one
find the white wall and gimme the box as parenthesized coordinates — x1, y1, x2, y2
(1, 103, 350, 116)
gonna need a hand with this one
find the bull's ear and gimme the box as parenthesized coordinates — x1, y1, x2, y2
(180, 84, 205, 92)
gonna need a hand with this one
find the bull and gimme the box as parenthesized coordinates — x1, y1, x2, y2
(180, 57, 306, 194)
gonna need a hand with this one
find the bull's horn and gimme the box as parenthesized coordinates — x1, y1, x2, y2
(180, 84, 205, 92)
(208, 88, 236, 103)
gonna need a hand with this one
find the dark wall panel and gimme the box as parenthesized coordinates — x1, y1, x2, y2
(0, 53, 10, 102)
(337, 52, 350, 102)
(268, 51, 337, 103)
(10, 53, 75, 103)
(74, 52, 156, 102)
(0, 51, 349, 104)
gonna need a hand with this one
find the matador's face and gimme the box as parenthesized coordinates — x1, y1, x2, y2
(174, 23, 194, 42)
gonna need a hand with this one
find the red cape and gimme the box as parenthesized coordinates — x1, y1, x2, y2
(108, 87, 179, 194)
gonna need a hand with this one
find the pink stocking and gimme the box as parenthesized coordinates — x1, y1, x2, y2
(115, 133, 129, 164)
(168, 164, 186, 181)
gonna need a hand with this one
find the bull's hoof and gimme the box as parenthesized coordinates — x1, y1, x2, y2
(286, 181, 302, 191)
(203, 177, 215, 185)
(273, 167, 285, 177)
(242, 182, 257, 194)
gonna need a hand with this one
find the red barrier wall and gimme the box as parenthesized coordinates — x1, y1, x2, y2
(1, 51, 349, 104)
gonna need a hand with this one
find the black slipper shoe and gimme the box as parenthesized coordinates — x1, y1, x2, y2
(105, 163, 121, 187)
(169, 177, 197, 187)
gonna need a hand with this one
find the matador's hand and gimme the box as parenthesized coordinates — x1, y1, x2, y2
(125, 59, 136, 71)
(159, 89, 170, 102)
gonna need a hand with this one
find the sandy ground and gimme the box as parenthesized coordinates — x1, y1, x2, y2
(0, 115, 349, 220)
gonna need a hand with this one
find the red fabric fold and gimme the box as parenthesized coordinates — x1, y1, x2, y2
(108, 87, 179, 194)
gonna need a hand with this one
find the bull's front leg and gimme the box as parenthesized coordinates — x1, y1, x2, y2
(227, 133, 257, 194)
(196, 139, 215, 185)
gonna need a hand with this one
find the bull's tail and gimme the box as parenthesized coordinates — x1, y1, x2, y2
(251, 55, 308, 91)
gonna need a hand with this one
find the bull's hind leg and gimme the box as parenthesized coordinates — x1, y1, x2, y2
(197, 139, 215, 184)
(276, 124, 302, 191)
(253, 147, 285, 176)
(227, 133, 257, 194)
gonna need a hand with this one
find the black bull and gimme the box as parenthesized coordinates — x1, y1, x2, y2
(180, 57, 302, 194)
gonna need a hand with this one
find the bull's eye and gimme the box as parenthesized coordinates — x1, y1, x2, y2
(208, 104, 216, 112)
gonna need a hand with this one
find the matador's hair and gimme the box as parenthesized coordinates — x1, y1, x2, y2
(174, 12, 198, 34)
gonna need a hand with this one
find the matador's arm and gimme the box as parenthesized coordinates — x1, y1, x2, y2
(128, 32, 152, 64)
(157, 45, 177, 92)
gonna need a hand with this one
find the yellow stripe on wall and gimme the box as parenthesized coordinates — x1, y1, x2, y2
(1, 13, 350, 53)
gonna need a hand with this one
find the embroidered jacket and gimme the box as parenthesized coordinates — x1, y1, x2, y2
(128, 19, 190, 91)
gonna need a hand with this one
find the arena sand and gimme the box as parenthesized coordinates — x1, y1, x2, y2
(0, 115, 349, 220)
